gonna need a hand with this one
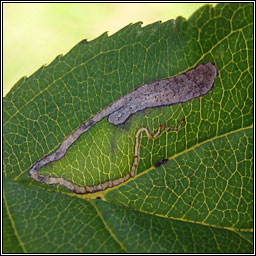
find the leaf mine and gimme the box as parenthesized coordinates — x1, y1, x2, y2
(29, 63, 217, 193)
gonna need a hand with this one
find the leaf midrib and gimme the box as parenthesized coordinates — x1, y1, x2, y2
(101, 124, 252, 197)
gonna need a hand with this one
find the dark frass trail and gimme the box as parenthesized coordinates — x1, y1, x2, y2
(29, 63, 217, 193)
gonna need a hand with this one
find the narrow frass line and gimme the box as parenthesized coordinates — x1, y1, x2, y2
(30, 119, 185, 194)
(130, 124, 253, 186)
(29, 63, 217, 194)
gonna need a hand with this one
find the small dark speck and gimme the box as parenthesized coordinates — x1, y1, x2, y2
(38, 175, 45, 182)
(82, 119, 95, 130)
(96, 196, 102, 200)
(80, 39, 88, 44)
(154, 158, 169, 168)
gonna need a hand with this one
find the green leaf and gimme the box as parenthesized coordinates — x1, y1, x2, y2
(3, 3, 253, 253)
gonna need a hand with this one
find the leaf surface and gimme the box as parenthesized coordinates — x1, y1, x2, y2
(3, 3, 253, 253)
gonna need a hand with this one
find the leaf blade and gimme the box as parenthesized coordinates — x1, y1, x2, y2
(3, 3, 253, 253)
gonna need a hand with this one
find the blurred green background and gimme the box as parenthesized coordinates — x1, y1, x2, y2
(3, 3, 215, 96)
